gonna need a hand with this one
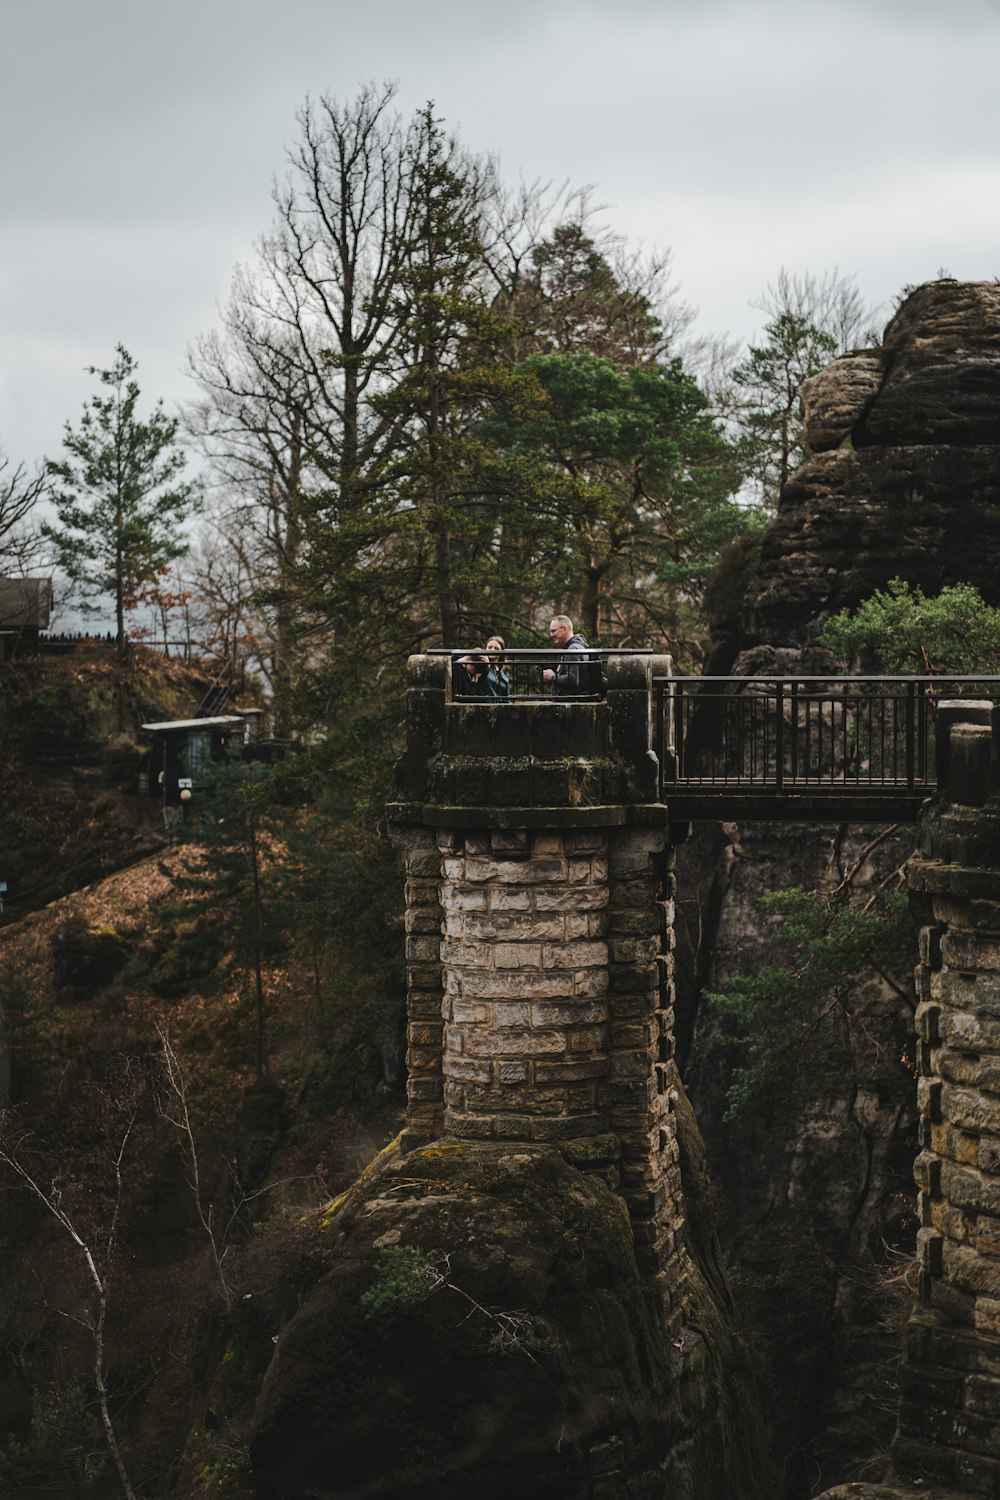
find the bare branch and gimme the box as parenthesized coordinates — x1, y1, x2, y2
(0, 1117, 140, 1500)
(155, 1025, 233, 1309)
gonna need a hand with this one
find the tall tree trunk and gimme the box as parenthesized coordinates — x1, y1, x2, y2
(581, 561, 602, 641)
(272, 415, 304, 740)
(248, 815, 267, 1084)
(435, 516, 457, 644)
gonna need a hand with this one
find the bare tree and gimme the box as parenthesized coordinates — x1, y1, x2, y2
(190, 77, 416, 495)
(0, 446, 47, 574)
(184, 329, 308, 730)
(725, 267, 882, 509)
(753, 266, 882, 355)
(180, 512, 264, 676)
(186, 81, 415, 728)
(0, 1114, 140, 1500)
(155, 1026, 234, 1309)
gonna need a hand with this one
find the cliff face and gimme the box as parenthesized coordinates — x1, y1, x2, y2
(681, 279, 1000, 1493)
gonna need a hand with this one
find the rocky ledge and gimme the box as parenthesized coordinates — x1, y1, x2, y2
(249, 1125, 772, 1500)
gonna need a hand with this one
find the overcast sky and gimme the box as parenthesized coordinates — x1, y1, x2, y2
(3, 0, 1000, 473)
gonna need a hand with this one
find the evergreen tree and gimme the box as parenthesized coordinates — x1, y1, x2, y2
(709, 884, 914, 1123)
(819, 578, 1000, 676)
(486, 350, 746, 657)
(515, 221, 668, 364)
(729, 268, 879, 511)
(731, 311, 838, 510)
(321, 104, 552, 650)
(165, 760, 294, 1083)
(45, 346, 201, 648)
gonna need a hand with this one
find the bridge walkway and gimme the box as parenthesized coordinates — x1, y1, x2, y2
(439, 650, 1000, 824)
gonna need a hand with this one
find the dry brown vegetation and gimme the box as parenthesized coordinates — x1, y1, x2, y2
(0, 818, 403, 1498)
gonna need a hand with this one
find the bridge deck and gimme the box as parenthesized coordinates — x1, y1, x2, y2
(663, 786, 931, 823)
(433, 655, 1000, 823)
(658, 674, 999, 821)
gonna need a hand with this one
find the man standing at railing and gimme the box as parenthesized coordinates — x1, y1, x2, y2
(543, 615, 594, 696)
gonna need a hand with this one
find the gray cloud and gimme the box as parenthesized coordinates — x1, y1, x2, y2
(3, 0, 1000, 467)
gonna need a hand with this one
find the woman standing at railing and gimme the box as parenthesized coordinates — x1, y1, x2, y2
(485, 635, 510, 699)
(454, 652, 501, 698)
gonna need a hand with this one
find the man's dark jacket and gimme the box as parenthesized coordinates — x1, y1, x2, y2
(551, 632, 593, 696)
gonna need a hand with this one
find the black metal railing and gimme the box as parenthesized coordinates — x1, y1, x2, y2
(656, 676, 1000, 814)
(438, 648, 621, 702)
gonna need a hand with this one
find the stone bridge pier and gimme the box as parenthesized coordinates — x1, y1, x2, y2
(896, 701, 1000, 1495)
(387, 664, 1000, 1493)
(386, 653, 686, 1284)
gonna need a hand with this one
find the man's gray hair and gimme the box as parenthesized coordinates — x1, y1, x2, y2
(550, 613, 573, 631)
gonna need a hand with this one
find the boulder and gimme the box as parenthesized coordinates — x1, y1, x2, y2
(801, 349, 885, 452)
(855, 281, 1000, 448)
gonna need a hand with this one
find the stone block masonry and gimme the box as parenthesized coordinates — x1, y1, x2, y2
(440, 829, 611, 1141)
(387, 651, 685, 1279)
(395, 824, 447, 1143)
(391, 820, 683, 1279)
(894, 710, 1000, 1495)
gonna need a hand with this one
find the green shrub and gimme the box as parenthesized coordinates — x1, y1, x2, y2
(50, 913, 129, 1002)
(361, 1245, 444, 1317)
(709, 884, 914, 1123)
(0, 1381, 107, 1494)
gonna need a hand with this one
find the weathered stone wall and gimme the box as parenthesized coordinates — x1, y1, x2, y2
(438, 827, 612, 1144)
(895, 712, 1000, 1495)
(396, 822, 447, 1142)
(394, 815, 684, 1285)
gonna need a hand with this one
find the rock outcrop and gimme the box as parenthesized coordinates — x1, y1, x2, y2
(856, 281, 1000, 449)
(250, 1131, 772, 1500)
(800, 348, 884, 452)
(745, 442, 1000, 651)
(716, 280, 1000, 672)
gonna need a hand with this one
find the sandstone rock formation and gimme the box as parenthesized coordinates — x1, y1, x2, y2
(713, 280, 1000, 673)
(856, 281, 1000, 449)
(250, 1129, 772, 1499)
(800, 348, 884, 452)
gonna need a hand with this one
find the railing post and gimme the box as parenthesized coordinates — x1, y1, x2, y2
(790, 682, 799, 783)
(775, 682, 784, 791)
(655, 679, 665, 797)
(676, 683, 685, 780)
(905, 680, 916, 792)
